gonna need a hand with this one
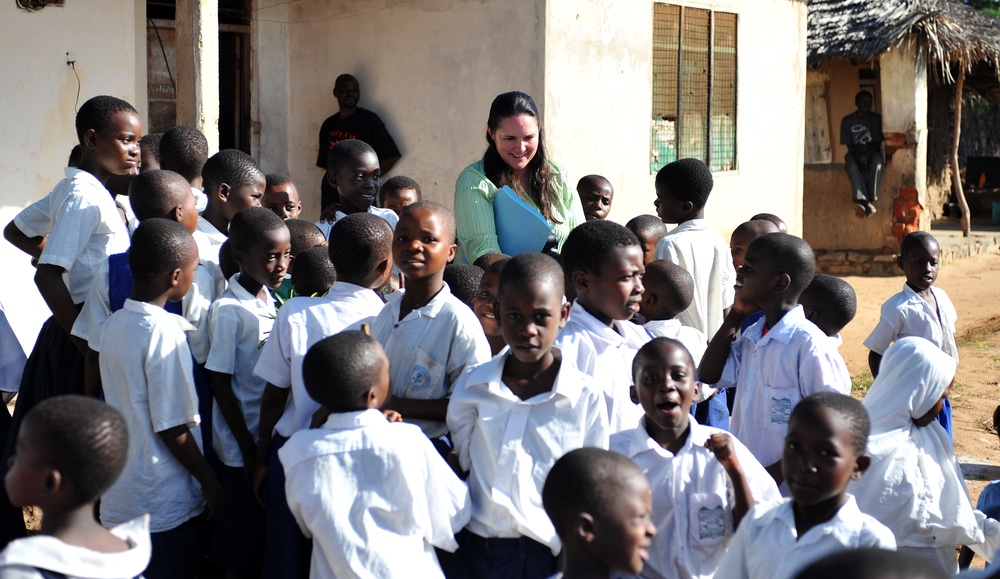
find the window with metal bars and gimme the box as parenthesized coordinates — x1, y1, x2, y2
(651, 3, 737, 173)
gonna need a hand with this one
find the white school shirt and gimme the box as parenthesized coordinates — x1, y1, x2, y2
(715, 496, 896, 579)
(98, 299, 204, 533)
(447, 351, 610, 553)
(720, 306, 851, 470)
(643, 319, 708, 367)
(863, 284, 959, 362)
(370, 285, 491, 439)
(71, 255, 217, 364)
(254, 283, 385, 438)
(194, 215, 228, 295)
(654, 219, 735, 338)
(0, 516, 151, 579)
(192, 186, 207, 213)
(279, 409, 470, 579)
(315, 205, 399, 238)
(206, 275, 276, 467)
(555, 301, 651, 433)
(14, 167, 130, 304)
(609, 418, 779, 579)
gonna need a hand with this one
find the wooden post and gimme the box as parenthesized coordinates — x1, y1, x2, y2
(951, 62, 971, 236)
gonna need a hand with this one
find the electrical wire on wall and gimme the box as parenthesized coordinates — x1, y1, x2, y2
(67, 54, 81, 113)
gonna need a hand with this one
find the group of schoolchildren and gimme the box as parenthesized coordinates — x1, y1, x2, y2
(0, 92, 997, 579)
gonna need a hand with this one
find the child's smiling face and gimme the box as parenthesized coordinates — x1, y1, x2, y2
(897, 241, 940, 294)
(236, 227, 292, 291)
(473, 269, 502, 337)
(332, 151, 380, 214)
(631, 341, 697, 440)
(392, 208, 455, 282)
(590, 473, 656, 575)
(782, 406, 867, 507)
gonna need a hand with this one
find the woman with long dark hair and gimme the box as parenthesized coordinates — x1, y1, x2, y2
(453, 91, 584, 263)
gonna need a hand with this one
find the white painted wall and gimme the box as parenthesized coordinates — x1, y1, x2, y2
(0, 0, 145, 351)
(544, 0, 807, 237)
(255, 0, 546, 220)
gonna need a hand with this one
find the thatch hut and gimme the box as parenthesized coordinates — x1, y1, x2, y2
(804, 0, 1000, 273)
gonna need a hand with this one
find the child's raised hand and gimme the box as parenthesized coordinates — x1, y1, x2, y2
(704, 433, 741, 472)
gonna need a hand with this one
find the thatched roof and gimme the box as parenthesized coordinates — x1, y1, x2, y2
(809, 0, 1000, 79)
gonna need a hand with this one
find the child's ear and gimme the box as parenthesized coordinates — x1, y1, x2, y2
(629, 384, 639, 405)
(82, 129, 98, 151)
(572, 270, 589, 293)
(169, 267, 183, 288)
(558, 300, 571, 328)
(373, 256, 392, 287)
(447, 242, 457, 263)
(218, 183, 231, 202)
(896, 255, 905, 271)
(171, 206, 185, 225)
(573, 512, 597, 543)
(326, 172, 338, 191)
(680, 200, 695, 215)
(773, 272, 792, 293)
(643, 291, 656, 308)
(365, 387, 380, 409)
(44, 470, 61, 494)
(231, 248, 245, 270)
(853, 453, 872, 478)
(692, 381, 701, 401)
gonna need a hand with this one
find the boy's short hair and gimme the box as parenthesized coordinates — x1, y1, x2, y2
(750, 213, 787, 233)
(128, 219, 197, 283)
(327, 213, 392, 280)
(655, 158, 714, 210)
(292, 246, 336, 297)
(748, 233, 816, 297)
(734, 219, 780, 240)
(443, 264, 484, 308)
(899, 231, 939, 257)
(327, 139, 376, 176)
(790, 392, 870, 457)
(561, 220, 640, 276)
(218, 239, 239, 280)
(543, 447, 646, 537)
(473, 252, 511, 271)
(792, 547, 948, 579)
(633, 337, 696, 381)
(303, 331, 386, 413)
(128, 169, 192, 221)
(229, 207, 288, 252)
(401, 200, 457, 240)
(202, 149, 264, 195)
(644, 260, 694, 315)
(139, 133, 162, 163)
(379, 176, 422, 204)
(24, 395, 128, 508)
(800, 274, 857, 335)
(75, 96, 138, 142)
(625, 214, 668, 243)
(500, 252, 565, 296)
(577, 174, 611, 191)
(285, 219, 326, 256)
(264, 172, 294, 190)
(158, 125, 209, 183)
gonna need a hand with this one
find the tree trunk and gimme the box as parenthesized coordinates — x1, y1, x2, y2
(951, 63, 971, 236)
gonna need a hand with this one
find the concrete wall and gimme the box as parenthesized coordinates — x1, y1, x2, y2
(258, 0, 807, 239)
(255, 0, 546, 220)
(0, 0, 145, 351)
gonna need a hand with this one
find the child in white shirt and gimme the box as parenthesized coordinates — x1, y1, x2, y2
(716, 392, 896, 579)
(279, 331, 469, 579)
(555, 220, 651, 432)
(371, 202, 490, 441)
(865, 231, 958, 439)
(610, 338, 779, 579)
(0, 396, 150, 579)
(446, 253, 610, 578)
(652, 158, 735, 338)
(699, 234, 851, 487)
(205, 208, 291, 575)
(98, 220, 223, 579)
(253, 212, 393, 579)
(314, 140, 398, 238)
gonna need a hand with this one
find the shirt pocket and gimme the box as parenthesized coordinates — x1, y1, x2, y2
(687, 491, 731, 564)
(764, 384, 795, 433)
(400, 347, 445, 399)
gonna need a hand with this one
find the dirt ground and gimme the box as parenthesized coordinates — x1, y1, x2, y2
(840, 251, 1000, 567)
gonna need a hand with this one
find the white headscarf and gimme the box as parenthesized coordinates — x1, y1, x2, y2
(850, 336, 981, 547)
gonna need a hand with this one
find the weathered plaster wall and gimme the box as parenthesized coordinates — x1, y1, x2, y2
(0, 1, 145, 350)
(259, 0, 807, 239)
(256, 0, 546, 220)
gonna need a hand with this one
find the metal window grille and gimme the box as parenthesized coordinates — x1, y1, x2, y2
(652, 3, 738, 173)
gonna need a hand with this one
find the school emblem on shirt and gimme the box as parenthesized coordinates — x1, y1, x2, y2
(408, 365, 432, 392)
(770, 396, 792, 424)
(698, 506, 726, 540)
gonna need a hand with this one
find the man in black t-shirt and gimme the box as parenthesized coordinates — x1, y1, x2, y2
(840, 90, 883, 217)
(316, 74, 401, 216)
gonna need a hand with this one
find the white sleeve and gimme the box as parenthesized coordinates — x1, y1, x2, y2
(418, 436, 471, 552)
(183, 265, 216, 365)
(863, 302, 901, 355)
(253, 306, 292, 388)
(713, 510, 753, 579)
(146, 326, 199, 433)
(798, 344, 852, 396)
(581, 387, 611, 450)
(205, 303, 240, 375)
(445, 315, 492, 394)
(71, 258, 112, 350)
(445, 376, 477, 473)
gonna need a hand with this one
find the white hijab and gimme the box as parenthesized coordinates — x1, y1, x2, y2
(851, 336, 981, 547)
